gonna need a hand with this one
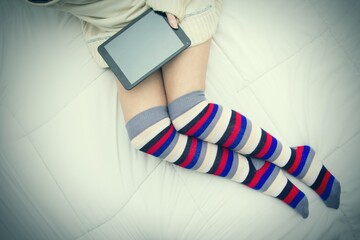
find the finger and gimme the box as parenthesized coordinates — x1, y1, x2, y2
(166, 13, 178, 29)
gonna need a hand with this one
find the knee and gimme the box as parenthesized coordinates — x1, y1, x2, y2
(167, 91, 209, 133)
(125, 106, 176, 156)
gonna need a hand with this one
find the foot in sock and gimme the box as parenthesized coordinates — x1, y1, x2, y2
(245, 158, 308, 218)
(168, 90, 340, 209)
(125, 106, 309, 218)
(291, 150, 341, 209)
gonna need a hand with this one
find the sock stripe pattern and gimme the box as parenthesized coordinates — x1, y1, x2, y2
(169, 91, 314, 179)
(283, 146, 314, 178)
(168, 92, 314, 181)
(310, 166, 335, 201)
(168, 91, 284, 163)
(182, 103, 219, 137)
(242, 159, 277, 190)
(277, 181, 306, 208)
(141, 125, 177, 157)
(248, 129, 279, 160)
(128, 106, 240, 178)
(168, 91, 340, 209)
(126, 106, 309, 217)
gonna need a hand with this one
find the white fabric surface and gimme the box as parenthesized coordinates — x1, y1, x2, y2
(1, 0, 360, 239)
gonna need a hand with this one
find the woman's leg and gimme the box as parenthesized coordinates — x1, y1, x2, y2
(164, 40, 340, 209)
(115, 70, 167, 122)
(116, 59, 308, 218)
(155, 41, 308, 217)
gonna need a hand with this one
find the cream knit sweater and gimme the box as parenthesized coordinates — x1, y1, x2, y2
(25, 0, 222, 68)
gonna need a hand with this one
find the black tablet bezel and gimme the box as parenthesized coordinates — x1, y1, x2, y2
(98, 8, 191, 90)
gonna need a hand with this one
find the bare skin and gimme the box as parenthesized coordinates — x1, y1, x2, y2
(115, 39, 211, 123)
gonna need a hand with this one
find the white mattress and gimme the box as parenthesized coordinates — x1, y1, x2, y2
(1, 0, 360, 239)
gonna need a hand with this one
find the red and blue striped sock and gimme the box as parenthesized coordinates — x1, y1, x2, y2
(168, 91, 340, 209)
(126, 106, 309, 218)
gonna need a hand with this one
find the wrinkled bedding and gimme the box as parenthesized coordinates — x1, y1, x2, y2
(1, 0, 360, 239)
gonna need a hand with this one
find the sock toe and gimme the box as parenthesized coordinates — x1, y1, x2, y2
(324, 179, 341, 209)
(296, 196, 309, 219)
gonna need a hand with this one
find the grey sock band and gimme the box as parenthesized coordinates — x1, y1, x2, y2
(168, 91, 206, 120)
(126, 106, 169, 140)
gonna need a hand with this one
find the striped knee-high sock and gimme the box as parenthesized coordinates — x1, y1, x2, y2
(126, 106, 309, 218)
(168, 91, 340, 209)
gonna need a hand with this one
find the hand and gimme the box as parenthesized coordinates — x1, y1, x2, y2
(166, 13, 178, 29)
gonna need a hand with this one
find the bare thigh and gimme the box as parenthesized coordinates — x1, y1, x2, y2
(115, 39, 211, 123)
(115, 70, 167, 123)
(162, 39, 212, 103)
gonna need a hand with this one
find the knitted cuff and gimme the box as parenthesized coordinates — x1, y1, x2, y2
(180, 0, 222, 46)
(146, 0, 191, 21)
(126, 106, 169, 140)
(168, 91, 206, 120)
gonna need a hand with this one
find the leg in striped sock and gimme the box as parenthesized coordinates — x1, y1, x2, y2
(245, 159, 308, 217)
(168, 91, 340, 209)
(126, 106, 309, 218)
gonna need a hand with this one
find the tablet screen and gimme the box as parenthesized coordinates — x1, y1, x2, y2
(103, 10, 184, 84)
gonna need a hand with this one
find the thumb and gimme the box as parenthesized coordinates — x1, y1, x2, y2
(166, 13, 178, 29)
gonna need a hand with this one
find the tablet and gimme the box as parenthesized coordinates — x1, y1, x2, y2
(98, 9, 191, 90)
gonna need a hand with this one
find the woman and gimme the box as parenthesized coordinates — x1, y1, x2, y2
(26, 0, 340, 218)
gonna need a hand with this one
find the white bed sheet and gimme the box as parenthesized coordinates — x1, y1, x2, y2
(1, 0, 360, 239)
